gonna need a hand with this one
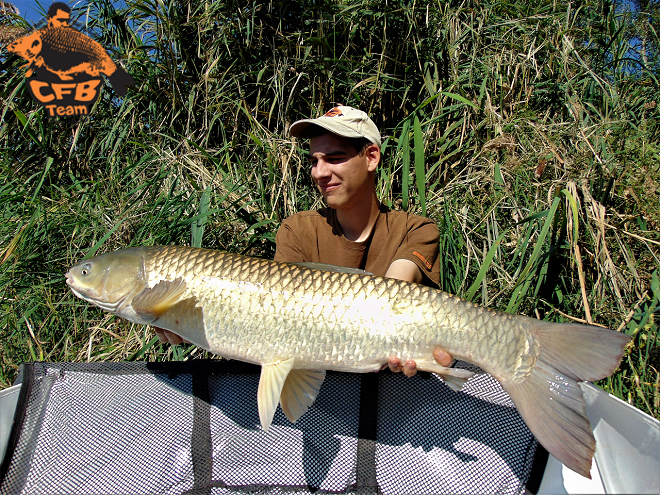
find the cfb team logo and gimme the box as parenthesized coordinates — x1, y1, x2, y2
(7, 2, 134, 117)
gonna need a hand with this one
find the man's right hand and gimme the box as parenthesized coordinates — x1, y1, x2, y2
(154, 327, 189, 345)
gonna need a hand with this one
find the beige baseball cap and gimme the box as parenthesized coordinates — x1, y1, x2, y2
(289, 105, 381, 147)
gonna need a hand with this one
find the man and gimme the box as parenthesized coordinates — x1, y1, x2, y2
(47, 2, 71, 28)
(276, 105, 452, 374)
(156, 105, 453, 373)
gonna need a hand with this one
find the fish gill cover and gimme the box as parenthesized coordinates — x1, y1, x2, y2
(6, 2, 134, 118)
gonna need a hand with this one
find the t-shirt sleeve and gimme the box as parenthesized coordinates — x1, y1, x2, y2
(274, 220, 308, 263)
(391, 217, 441, 288)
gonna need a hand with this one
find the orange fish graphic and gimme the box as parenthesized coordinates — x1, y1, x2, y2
(8, 25, 133, 96)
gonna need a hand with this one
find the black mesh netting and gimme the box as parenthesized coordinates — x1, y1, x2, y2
(0, 361, 540, 495)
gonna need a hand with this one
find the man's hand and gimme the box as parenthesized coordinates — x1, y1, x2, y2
(387, 349, 453, 377)
(154, 327, 189, 345)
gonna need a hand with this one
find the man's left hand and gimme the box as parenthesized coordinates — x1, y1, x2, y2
(388, 349, 453, 377)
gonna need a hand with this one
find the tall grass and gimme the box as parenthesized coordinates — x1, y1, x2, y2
(0, 0, 658, 418)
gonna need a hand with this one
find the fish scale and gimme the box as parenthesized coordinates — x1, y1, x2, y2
(66, 245, 631, 478)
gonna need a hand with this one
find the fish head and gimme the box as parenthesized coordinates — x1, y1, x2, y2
(8, 31, 41, 61)
(65, 249, 146, 312)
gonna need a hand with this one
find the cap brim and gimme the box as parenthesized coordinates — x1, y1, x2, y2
(290, 120, 364, 139)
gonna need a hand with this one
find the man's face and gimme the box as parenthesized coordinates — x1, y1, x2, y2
(308, 132, 380, 210)
(48, 9, 70, 28)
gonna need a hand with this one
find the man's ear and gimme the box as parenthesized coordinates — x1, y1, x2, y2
(365, 143, 381, 172)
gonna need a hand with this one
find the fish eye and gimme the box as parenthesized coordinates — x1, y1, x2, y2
(81, 263, 92, 276)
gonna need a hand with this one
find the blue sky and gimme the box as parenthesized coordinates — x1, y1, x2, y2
(9, 1, 129, 26)
(10, 1, 51, 24)
(9, 1, 43, 23)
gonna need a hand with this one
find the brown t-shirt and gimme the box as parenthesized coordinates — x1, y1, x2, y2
(274, 204, 440, 287)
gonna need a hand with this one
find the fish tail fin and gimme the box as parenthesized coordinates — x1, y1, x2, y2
(108, 66, 135, 96)
(501, 320, 630, 479)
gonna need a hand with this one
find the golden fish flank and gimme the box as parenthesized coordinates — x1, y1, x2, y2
(65, 245, 630, 479)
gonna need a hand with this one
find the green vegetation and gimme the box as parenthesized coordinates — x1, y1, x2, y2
(1, 0, 658, 419)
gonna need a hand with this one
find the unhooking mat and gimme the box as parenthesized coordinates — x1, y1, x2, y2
(0, 361, 545, 495)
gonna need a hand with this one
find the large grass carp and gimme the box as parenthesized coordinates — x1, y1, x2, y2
(65, 245, 630, 478)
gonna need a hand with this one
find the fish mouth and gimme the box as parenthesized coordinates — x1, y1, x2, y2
(64, 270, 125, 312)
(64, 270, 79, 292)
(64, 270, 93, 301)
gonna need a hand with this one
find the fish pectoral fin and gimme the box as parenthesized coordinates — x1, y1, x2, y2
(280, 369, 326, 424)
(132, 278, 188, 321)
(415, 360, 474, 391)
(257, 357, 295, 431)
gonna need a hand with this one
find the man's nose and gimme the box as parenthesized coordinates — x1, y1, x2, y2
(312, 159, 331, 180)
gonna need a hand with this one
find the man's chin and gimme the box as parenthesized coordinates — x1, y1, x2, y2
(319, 191, 338, 207)
(323, 195, 344, 209)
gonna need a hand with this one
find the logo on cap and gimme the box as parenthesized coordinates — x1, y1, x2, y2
(323, 107, 344, 118)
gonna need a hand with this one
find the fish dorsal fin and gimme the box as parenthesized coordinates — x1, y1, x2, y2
(280, 369, 326, 424)
(258, 357, 295, 431)
(132, 278, 188, 321)
(292, 262, 373, 276)
(414, 359, 475, 391)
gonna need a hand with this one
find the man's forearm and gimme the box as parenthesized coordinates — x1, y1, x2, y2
(384, 259, 423, 283)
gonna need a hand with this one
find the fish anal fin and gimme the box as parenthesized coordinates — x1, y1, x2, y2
(501, 320, 630, 479)
(258, 357, 295, 431)
(280, 369, 326, 424)
(415, 359, 474, 391)
(132, 278, 188, 321)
